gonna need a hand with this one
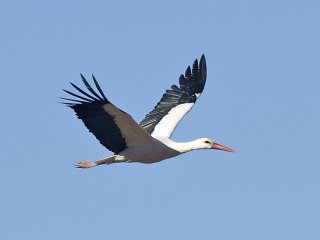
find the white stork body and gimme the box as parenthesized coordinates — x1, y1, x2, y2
(61, 55, 235, 168)
(116, 138, 181, 164)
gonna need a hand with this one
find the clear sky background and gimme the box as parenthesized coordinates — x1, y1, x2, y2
(1, 0, 319, 239)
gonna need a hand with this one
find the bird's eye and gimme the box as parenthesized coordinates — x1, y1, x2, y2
(204, 140, 210, 144)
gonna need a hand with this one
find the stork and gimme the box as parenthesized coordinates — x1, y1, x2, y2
(61, 55, 235, 168)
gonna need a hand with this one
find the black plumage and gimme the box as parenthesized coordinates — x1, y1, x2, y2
(61, 74, 127, 154)
(139, 55, 207, 134)
(62, 55, 206, 152)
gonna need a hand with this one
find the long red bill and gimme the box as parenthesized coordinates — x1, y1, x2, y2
(211, 142, 236, 153)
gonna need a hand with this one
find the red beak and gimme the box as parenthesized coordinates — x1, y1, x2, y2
(211, 142, 236, 153)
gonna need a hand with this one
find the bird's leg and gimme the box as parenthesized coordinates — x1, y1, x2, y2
(94, 156, 116, 165)
(74, 156, 116, 168)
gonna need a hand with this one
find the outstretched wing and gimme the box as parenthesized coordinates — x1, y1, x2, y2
(61, 74, 154, 154)
(139, 55, 207, 138)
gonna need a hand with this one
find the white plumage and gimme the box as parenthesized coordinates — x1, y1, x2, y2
(61, 55, 235, 168)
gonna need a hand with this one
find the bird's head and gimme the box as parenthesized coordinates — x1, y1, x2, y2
(195, 138, 236, 152)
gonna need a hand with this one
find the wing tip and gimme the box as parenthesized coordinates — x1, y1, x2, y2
(185, 66, 192, 77)
(199, 54, 207, 83)
(200, 54, 206, 65)
(192, 54, 207, 94)
(61, 74, 110, 106)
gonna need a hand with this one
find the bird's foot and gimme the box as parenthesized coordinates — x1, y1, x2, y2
(74, 161, 97, 169)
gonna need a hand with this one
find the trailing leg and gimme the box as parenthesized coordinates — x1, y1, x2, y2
(74, 156, 116, 169)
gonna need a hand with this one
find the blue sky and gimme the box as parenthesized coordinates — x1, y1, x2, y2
(1, 0, 319, 239)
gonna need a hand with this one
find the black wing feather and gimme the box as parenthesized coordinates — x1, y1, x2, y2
(80, 74, 104, 101)
(62, 89, 93, 102)
(139, 55, 207, 135)
(92, 74, 108, 101)
(62, 75, 127, 154)
(70, 82, 98, 101)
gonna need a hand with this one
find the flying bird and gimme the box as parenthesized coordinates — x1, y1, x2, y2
(62, 55, 235, 168)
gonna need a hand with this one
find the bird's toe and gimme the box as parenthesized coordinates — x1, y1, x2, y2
(74, 161, 97, 168)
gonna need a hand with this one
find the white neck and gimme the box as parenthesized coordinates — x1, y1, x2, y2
(165, 139, 207, 153)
